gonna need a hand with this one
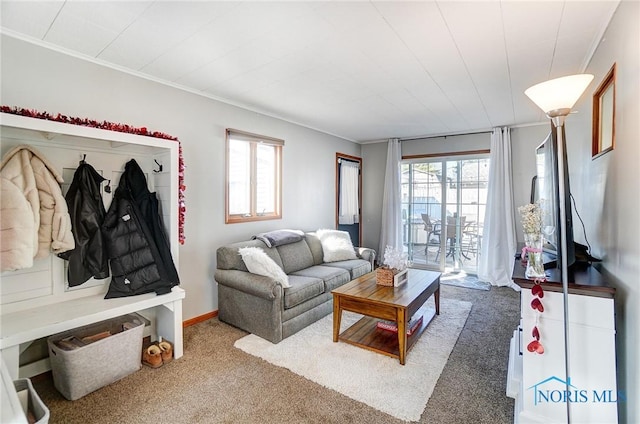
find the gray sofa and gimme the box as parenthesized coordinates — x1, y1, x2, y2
(214, 232, 375, 343)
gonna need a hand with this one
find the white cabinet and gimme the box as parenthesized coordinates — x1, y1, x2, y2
(508, 262, 618, 423)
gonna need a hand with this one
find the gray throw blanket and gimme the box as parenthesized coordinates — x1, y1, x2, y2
(252, 230, 304, 248)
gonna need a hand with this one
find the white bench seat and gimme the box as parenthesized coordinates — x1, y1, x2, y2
(0, 287, 185, 380)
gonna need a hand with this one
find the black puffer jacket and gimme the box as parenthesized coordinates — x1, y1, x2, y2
(102, 159, 179, 298)
(58, 162, 109, 286)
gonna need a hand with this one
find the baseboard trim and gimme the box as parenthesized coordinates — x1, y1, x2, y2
(183, 311, 218, 328)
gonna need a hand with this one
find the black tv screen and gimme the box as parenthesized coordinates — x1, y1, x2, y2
(532, 128, 576, 269)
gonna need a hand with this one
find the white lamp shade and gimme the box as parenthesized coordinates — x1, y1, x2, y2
(525, 74, 594, 114)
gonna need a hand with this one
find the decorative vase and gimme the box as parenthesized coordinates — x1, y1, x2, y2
(524, 233, 546, 279)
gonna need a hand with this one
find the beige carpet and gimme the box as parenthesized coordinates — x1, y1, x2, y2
(235, 298, 472, 421)
(31, 285, 520, 423)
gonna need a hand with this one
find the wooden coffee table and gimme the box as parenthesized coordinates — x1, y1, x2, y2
(332, 268, 440, 365)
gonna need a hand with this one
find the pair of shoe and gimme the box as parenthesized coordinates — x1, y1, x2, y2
(142, 340, 173, 368)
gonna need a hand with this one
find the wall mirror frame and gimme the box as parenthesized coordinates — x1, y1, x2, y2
(592, 63, 616, 159)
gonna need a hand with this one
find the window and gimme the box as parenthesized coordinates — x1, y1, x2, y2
(225, 129, 283, 223)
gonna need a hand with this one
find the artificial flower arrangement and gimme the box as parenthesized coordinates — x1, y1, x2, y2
(382, 246, 409, 271)
(518, 201, 543, 235)
(518, 201, 545, 279)
(376, 246, 410, 286)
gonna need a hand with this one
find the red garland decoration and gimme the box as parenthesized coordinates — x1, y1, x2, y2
(527, 277, 546, 355)
(1, 106, 186, 244)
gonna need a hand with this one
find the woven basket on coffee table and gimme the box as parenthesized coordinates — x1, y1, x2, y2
(376, 267, 397, 286)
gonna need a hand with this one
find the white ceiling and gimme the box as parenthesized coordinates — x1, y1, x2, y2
(0, 1, 620, 142)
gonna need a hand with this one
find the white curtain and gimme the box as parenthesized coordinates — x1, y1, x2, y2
(338, 160, 359, 225)
(478, 127, 519, 290)
(379, 138, 403, 261)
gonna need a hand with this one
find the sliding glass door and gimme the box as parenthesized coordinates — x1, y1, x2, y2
(402, 155, 489, 274)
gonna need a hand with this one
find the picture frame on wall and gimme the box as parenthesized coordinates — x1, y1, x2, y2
(592, 63, 616, 159)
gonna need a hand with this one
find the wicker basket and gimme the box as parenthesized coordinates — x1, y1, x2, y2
(376, 267, 397, 286)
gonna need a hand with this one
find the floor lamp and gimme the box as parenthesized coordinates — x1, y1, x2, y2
(525, 74, 594, 423)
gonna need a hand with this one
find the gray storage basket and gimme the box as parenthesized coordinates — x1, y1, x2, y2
(47, 313, 146, 400)
(13, 378, 50, 424)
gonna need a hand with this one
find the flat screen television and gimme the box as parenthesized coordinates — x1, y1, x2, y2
(531, 127, 576, 269)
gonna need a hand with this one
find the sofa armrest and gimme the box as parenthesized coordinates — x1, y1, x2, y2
(357, 247, 376, 269)
(214, 269, 283, 300)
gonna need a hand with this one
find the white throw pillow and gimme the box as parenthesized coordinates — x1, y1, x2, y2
(238, 247, 290, 288)
(316, 229, 357, 262)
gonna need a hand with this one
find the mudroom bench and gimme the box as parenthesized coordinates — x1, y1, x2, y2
(0, 287, 185, 380)
(1, 112, 185, 381)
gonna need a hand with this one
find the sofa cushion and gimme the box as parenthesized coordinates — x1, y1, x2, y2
(304, 233, 325, 265)
(217, 240, 284, 271)
(284, 275, 325, 309)
(291, 265, 351, 291)
(238, 247, 290, 288)
(323, 259, 371, 279)
(316, 229, 357, 262)
(276, 240, 315, 274)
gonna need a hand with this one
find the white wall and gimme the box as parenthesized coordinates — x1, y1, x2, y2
(400, 133, 490, 157)
(564, 2, 639, 421)
(361, 141, 387, 255)
(0, 35, 361, 321)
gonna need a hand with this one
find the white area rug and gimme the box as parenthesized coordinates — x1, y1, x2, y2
(234, 298, 472, 422)
(441, 272, 491, 291)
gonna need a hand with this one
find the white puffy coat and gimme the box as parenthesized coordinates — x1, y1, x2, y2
(0, 144, 74, 271)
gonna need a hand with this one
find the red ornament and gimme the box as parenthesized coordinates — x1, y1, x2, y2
(531, 283, 544, 298)
(532, 326, 540, 341)
(531, 297, 544, 312)
(527, 340, 545, 354)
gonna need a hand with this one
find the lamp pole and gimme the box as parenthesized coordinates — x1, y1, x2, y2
(525, 73, 593, 424)
(550, 113, 571, 423)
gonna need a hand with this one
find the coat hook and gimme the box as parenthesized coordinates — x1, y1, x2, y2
(153, 159, 163, 173)
(104, 179, 111, 194)
(80, 154, 86, 164)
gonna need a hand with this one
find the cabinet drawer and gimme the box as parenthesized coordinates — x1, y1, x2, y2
(521, 290, 614, 330)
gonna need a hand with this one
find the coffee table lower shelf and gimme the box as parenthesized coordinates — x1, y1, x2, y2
(338, 305, 436, 360)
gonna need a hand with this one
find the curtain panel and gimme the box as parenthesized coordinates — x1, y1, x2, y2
(478, 127, 519, 289)
(378, 138, 403, 262)
(338, 160, 360, 225)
